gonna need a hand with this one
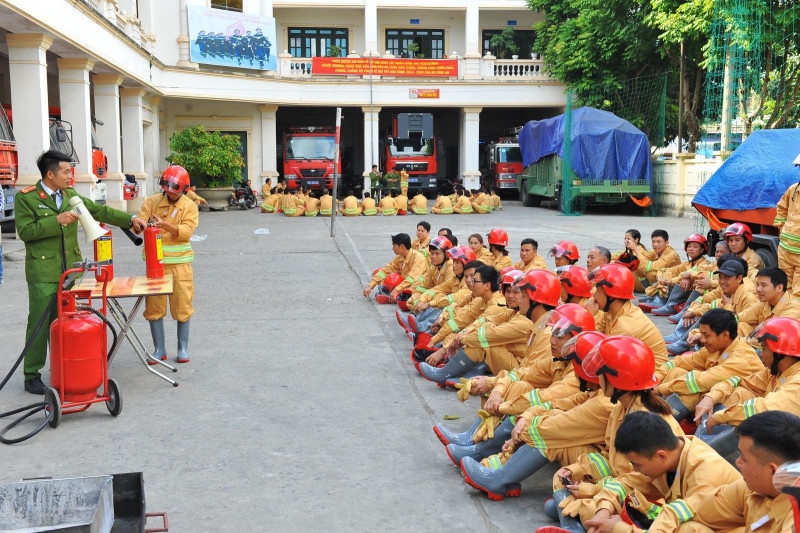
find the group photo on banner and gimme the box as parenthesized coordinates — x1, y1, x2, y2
(188, 5, 277, 71)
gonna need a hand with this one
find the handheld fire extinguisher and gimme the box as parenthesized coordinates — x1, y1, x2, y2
(144, 219, 165, 279)
(93, 224, 114, 281)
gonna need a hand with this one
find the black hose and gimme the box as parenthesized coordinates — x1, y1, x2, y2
(122, 227, 143, 246)
(76, 305, 118, 362)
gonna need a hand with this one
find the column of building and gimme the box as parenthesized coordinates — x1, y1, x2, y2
(463, 2, 481, 79)
(461, 107, 482, 191)
(362, 106, 381, 195)
(259, 105, 279, 191)
(93, 74, 126, 210)
(57, 58, 96, 200)
(177, 0, 198, 68)
(120, 87, 147, 212)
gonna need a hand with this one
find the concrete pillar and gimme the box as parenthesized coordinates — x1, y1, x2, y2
(57, 57, 96, 200)
(149, 96, 162, 179)
(142, 95, 155, 200)
(259, 0, 274, 17)
(177, 0, 198, 68)
(259, 104, 279, 190)
(461, 107, 482, 190)
(463, 2, 481, 79)
(7, 34, 52, 186)
(93, 74, 125, 209)
(120, 87, 146, 213)
(137, 0, 154, 33)
(362, 106, 381, 193)
(364, 0, 378, 55)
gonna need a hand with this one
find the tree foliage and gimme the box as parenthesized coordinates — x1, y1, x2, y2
(166, 126, 244, 188)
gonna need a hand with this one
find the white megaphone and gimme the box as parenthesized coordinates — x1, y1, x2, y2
(69, 196, 107, 243)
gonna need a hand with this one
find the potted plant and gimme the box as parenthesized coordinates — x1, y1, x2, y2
(328, 44, 343, 58)
(530, 44, 540, 60)
(490, 27, 519, 59)
(166, 125, 244, 210)
(405, 42, 420, 58)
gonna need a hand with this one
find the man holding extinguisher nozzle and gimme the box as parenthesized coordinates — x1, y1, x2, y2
(137, 165, 199, 365)
(16, 150, 148, 395)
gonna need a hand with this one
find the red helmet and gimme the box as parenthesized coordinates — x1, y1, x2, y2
(561, 331, 607, 384)
(556, 265, 592, 298)
(396, 289, 413, 311)
(547, 303, 596, 338)
(724, 222, 752, 243)
(588, 263, 635, 300)
(446, 246, 477, 265)
(582, 336, 658, 391)
(160, 165, 191, 194)
(383, 272, 404, 291)
(500, 269, 524, 287)
(749, 317, 800, 357)
(549, 240, 580, 261)
(615, 250, 640, 272)
(514, 269, 561, 307)
(487, 228, 509, 247)
(684, 233, 709, 254)
(429, 235, 453, 251)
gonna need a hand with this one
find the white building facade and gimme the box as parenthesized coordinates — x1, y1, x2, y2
(0, 0, 566, 210)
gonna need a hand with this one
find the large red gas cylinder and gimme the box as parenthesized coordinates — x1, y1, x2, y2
(50, 292, 105, 402)
(144, 225, 164, 279)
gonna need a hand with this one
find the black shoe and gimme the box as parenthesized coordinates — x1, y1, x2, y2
(24, 377, 47, 395)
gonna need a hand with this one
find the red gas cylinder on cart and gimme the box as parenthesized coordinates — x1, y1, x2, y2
(50, 291, 105, 402)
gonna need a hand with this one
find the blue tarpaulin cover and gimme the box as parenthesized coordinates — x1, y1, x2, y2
(692, 129, 800, 210)
(518, 107, 652, 183)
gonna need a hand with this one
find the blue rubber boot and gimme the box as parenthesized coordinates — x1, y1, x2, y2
(667, 338, 691, 355)
(148, 319, 167, 365)
(652, 285, 691, 316)
(665, 394, 692, 421)
(553, 487, 587, 532)
(445, 363, 488, 388)
(176, 319, 191, 363)
(446, 417, 513, 465)
(461, 445, 550, 501)
(419, 349, 477, 387)
(663, 315, 692, 344)
(433, 416, 482, 447)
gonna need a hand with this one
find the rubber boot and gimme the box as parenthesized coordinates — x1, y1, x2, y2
(662, 314, 692, 344)
(665, 393, 692, 421)
(652, 285, 691, 316)
(176, 319, 191, 363)
(148, 319, 167, 365)
(419, 349, 477, 386)
(445, 363, 487, 388)
(446, 417, 513, 465)
(433, 416, 482, 447)
(553, 487, 587, 532)
(461, 445, 550, 501)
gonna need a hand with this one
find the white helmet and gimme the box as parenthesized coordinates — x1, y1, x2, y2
(794, 153, 800, 166)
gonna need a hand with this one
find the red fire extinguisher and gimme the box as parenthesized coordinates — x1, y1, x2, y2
(144, 224, 164, 279)
(93, 223, 113, 281)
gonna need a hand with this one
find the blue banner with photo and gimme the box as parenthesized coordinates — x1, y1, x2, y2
(188, 5, 277, 71)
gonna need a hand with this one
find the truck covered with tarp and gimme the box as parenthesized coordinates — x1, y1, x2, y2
(516, 106, 653, 212)
(693, 128, 800, 265)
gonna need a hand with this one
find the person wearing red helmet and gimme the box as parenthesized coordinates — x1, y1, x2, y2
(138, 164, 199, 364)
(587, 263, 669, 367)
(549, 240, 580, 268)
(516, 238, 548, 272)
(486, 228, 512, 270)
(633, 229, 681, 295)
(549, 336, 683, 532)
(364, 232, 428, 304)
(16, 150, 148, 394)
(645, 233, 713, 316)
(724, 222, 765, 275)
(693, 315, 800, 456)
(396, 235, 454, 334)
(557, 265, 593, 305)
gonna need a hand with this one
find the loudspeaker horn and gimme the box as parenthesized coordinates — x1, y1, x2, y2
(68, 196, 108, 243)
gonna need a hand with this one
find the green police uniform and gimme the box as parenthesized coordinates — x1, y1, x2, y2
(15, 182, 134, 380)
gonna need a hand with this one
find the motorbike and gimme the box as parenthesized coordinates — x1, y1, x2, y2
(228, 181, 258, 210)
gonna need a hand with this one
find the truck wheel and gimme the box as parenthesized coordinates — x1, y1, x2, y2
(755, 248, 777, 268)
(520, 182, 534, 207)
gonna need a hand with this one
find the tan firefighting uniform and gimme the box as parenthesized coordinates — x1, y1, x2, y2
(282, 193, 302, 216)
(319, 194, 333, 216)
(453, 194, 474, 214)
(705, 361, 800, 428)
(423, 275, 473, 310)
(651, 478, 794, 533)
(138, 194, 198, 321)
(409, 193, 428, 214)
(648, 255, 713, 299)
(596, 301, 669, 366)
(186, 189, 207, 206)
(367, 248, 427, 295)
(377, 195, 397, 216)
(656, 337, 764, 411)
(361, 196, 377, 216)
(411, 236, 431, 261)
(686, 278, 758, 318)
(430, 291, 506, 346)
(304, 196, 320, 216)
(486, 253, 513, 271)
(339, 195, 361, 216)
(600, 436, 742, 533)
(516, 255, 548, 272)
(490, 191, 502, 210)
(458, 308, 533, 373)
(557, 395, 685, 523)
(493, 360, 576, 417)
(635, 245, 682, 285)
(409, 260, 454, 307)
(431, 195, 453, 215)
(261, 182, 271, 198)
(471, 191, 492, 214)
(262, 192, 281, 213)
(775, 183, 800, 296)
(737, 295, 800, 338)
(740, 247, 766, 279)
(394, 194, 409, 214)
(399, 169, 409, 196)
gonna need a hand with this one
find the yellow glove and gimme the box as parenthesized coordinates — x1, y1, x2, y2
(480, 444, 516, 469)
(455, 378, 472, 402)
(472, 410, 501, 443)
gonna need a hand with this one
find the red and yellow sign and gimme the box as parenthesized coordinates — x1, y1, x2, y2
(409, 89, 440, 99)
(311, 57, 458, 77)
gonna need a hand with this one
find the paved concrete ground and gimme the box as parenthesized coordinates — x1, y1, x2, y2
(0, 200, 698, 531)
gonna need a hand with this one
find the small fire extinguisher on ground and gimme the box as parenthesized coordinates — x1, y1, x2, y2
(144, 221, 165, 279)
(93, 224, 114, 281)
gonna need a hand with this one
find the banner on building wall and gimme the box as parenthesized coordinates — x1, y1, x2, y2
(188, 5, 277, 71)
(409, 89, 440, 99)
(311, 57, 458, 77)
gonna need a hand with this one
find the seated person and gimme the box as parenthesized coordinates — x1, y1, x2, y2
(431, 193, 454, 215)
(360, 192, 378, 216)
(339, 190, 361, 216)
(409, 192, 428, 214)
(377, 191, 397, 216)
(646, 233, 713, 315)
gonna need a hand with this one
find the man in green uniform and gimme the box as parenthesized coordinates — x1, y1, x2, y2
(15, 150, 147, 394)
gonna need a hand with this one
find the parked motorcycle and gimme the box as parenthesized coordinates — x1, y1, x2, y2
(228, 181, 258, 210)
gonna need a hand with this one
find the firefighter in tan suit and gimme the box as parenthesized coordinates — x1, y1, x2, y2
(138, 166, 199, 364)
(431, 193, 454, 215)
(515, 238, 548, 272)
(737, 266, 800, 337)
(363, 233, 427, 304)
(773, 155, 800, 296)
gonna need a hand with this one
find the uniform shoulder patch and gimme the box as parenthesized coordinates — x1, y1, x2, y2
(20, 186, 36, 193)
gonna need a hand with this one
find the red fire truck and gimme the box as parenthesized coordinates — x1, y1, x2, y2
(282, 127, 340, 190)
(0, 105, 18, 229)
(483, 133, 523, 192)
(381, 113, 445, 194)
